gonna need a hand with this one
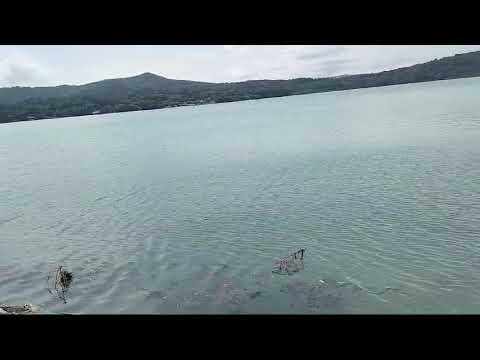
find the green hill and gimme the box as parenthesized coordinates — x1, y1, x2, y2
(1, 51, 480, 123)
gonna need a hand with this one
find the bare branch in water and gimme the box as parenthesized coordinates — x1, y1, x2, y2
(46, 266, 73, 304)
(272, 249, 306, 275)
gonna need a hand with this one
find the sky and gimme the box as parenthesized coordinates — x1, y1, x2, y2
(1, 45, 480, 87)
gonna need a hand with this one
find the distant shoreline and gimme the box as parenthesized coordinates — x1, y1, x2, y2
(1, 50, 480, 124)
(2, 75, 478, 125)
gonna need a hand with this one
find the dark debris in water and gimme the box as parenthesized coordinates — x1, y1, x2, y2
(272, 249, 305, 275)
(45, 266, 74, 304)
(280, 280, 358, 312)
(131, 271, 404, 313)
(248, 291, 262, 300)
(279, 279, 404, 312)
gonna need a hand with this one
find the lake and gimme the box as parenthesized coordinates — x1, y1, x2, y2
(1, 77, 480, 314)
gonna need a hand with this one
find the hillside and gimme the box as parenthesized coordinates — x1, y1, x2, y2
(1, 51, 480, 123)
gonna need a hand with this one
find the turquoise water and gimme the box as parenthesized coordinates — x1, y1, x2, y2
(1, 77, 480, 314)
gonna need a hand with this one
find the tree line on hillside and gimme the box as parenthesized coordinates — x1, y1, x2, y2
(1, 51, 479, 123)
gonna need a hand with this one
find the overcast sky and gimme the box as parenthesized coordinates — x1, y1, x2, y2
(1, 45, 480, 87)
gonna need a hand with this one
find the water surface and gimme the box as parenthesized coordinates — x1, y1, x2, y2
(1, 77, 480, 313)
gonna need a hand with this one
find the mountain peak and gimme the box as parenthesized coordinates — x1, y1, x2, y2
(134, 72, 167, 80)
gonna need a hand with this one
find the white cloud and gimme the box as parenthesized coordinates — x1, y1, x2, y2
(173, 45, 480, 82)
(0, 47, 51, 87)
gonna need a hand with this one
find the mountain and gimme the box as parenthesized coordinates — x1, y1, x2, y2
(0, 72, 211, 106)
(1, 51, 480, 123)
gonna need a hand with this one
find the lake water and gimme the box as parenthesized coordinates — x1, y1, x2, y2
(1, 77, 480, 314)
